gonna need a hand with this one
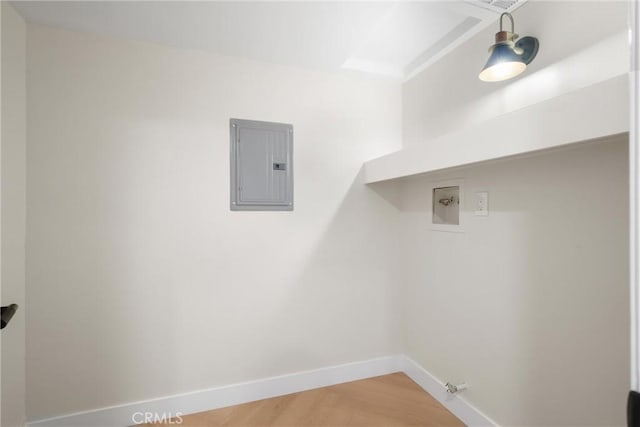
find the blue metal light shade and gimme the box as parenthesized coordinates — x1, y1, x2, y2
(478, 43, 527, 82)
(478, 13, 539, 82)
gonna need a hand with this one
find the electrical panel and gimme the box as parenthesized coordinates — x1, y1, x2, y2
(230, 118, 293, 211)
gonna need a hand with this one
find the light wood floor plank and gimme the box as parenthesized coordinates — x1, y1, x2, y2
(139, 373, 464, 427)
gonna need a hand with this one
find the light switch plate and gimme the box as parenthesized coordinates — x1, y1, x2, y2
(474, 191, 489, 216)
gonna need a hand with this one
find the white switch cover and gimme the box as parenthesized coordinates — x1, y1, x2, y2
(474, 192, 489, 216)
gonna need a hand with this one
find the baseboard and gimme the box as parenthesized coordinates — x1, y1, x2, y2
(27, 355, 404, 426)
(28, 354, 497, 427)
(401, 356, 498, 426)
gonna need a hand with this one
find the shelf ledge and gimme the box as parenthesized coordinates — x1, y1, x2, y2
(364, 75, 629, 184)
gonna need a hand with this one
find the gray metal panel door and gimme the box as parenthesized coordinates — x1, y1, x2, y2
(230, 119, 293, 211)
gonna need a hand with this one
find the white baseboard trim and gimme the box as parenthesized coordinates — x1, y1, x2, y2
(27, 355, 404, 426)
(28, 354, 497, 427)
(401, 355, 498, 426)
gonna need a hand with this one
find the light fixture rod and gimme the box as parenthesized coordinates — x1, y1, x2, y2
(499, 12, 515, 34)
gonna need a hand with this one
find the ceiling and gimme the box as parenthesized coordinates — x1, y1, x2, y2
(12, 1, 525, 80)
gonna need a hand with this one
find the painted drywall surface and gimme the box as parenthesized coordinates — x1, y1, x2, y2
(403, 0, 629, 148)
(401, 136, 629, 426)
(398, 3, 631, 423)
(365, 75, 629, 183)
(1, 3, 27, 426)
(26, 25, 402, 421)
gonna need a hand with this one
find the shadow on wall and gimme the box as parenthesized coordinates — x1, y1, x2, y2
(25, 18, 405, 421)
(398, 136, 629, 426)
(28, 162, 405, 421)
(253, 168, 403, 376)
(366, 178, 404, 211)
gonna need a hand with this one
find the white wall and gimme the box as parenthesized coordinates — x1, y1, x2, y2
(26, 25, 402, 421)
(403, 1, 629, 147)
(24, 2, 632, 425)
(399, 136, 629, 425)
(396, 1, 630, 425)
(1, 3, 27, 426)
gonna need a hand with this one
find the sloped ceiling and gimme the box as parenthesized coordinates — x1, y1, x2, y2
(13, 1, 523, 79)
